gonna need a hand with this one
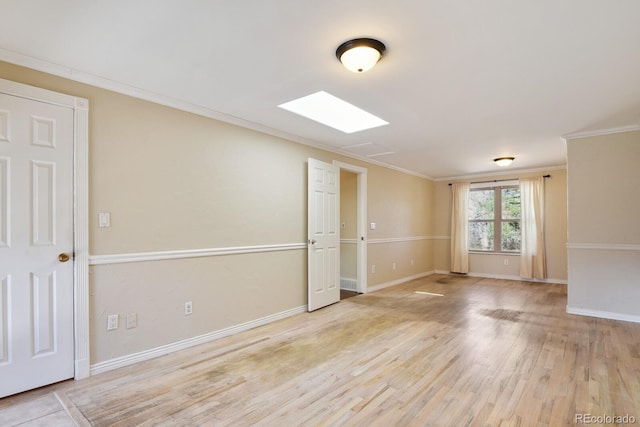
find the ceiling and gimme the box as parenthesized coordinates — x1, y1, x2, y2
(1, 0, 639, 179)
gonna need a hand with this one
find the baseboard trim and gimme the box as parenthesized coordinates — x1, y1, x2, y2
(367, 271, 435, 293)
(467, 272, 567, 285)
(566, 306, 640, 324)
(90, 305, 307, 376)
(434, 270, 567, 285)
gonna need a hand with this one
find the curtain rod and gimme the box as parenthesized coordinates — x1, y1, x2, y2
(448, 174, 550, 186)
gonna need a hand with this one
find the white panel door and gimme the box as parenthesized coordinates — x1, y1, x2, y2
(0, 93, 74, 397)
(308, 158, 340, 311)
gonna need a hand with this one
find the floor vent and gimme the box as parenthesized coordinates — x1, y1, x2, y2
(340, 278, 357, 291)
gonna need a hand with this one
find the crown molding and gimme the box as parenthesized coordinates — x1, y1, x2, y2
(562, 125, 640, 140)
(434, 165, 567, 183)
(0, 48, 433, 181)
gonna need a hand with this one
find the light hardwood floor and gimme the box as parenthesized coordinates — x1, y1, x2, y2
(2, 274, 640, 426)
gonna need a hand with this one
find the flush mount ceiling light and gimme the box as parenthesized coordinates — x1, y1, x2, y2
(336, 38, 386, 73)
(494, 157, 515, 167)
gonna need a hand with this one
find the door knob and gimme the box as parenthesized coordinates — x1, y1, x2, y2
(58, 253, 70, 263)
(309, 239, 317, 245)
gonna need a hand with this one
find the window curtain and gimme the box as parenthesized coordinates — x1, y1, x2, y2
(519, 177, 546, 279)
(450, 182, 470, 273)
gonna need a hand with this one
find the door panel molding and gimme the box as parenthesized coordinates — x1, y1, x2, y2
(31, 160, 56, 246)
(0, 157, 9, 247)
(0, 275, 9, 364)
(31, 271, 56, 356)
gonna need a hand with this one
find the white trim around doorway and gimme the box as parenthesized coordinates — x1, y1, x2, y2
(333, 161, 368, 293)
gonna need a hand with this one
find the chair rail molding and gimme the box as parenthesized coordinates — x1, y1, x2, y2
(89, 243, 307, 265)
(567, 243, 640, 251)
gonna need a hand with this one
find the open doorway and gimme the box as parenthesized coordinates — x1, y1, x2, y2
(334, 161, 368, 296)
(340, 169, 358, 298)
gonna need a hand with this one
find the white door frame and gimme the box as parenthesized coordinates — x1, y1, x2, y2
(0, 78, 90, 380)
(333, 161, 368, 294)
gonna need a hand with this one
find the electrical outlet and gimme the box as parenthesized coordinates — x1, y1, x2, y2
(411, 259, 414, 266)
(126, 313, 137, 329)
(184, 301, 193, 315)
(392, 262, 396, 270)
(371, 264, 376, 274)
(504, 258, 509, 266)
(98, 212, 111, 228)
(107, 314, 118, 331)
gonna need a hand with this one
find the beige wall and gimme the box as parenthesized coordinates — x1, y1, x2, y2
(366, 168, 435, 286)
(368, 240, 434, 285)
(567, 131, 640, 243)
(368, 166, 434, 238)
(91, 252, 306, 362)
(1, 61, 436, 364)
(567, 130, 640, 317)
(434, 168, 568, 282)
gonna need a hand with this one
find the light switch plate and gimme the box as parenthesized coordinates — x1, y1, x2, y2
(369, 222, 376, 230)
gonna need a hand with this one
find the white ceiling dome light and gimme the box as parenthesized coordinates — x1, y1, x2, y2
(336, 38, 386, 73)
(494, 157, 515, 167)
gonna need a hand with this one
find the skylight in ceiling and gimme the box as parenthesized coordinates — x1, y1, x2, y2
(278, 91, 389, 134)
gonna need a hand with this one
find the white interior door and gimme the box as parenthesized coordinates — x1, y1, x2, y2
(308, 158, 340, 311)
(0, 92, 75, 397)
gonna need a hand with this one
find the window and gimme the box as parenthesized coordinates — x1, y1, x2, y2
(468, 186, 520, 252)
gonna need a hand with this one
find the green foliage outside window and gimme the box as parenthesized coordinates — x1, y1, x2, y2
(501, 188, 520, 251)
(468, 186, 520, 253)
